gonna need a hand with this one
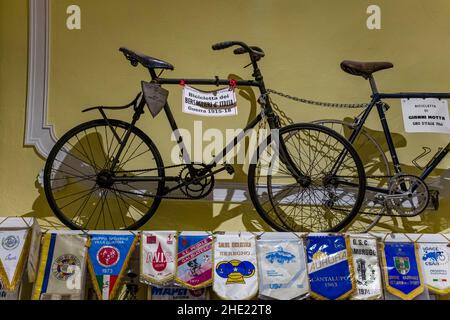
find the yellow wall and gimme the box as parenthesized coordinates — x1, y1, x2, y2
(0, 0, 449, 232)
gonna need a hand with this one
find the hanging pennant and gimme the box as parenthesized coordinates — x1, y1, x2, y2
(87, 233, 137, 300)
(349, 235, 383, 300)
(182, 85, 238, 117)
(213, 232, 258, 300)
(27, 219, 42, 283)
(176, 232, 213, 289)
(418, 242, 449, 295)
(140, 231, 177, 285)
(306, 234, 355, 300)
(149, 285, 209, 300)
(0, 229, 31, 291)
(32, 233, 88, 300)
(381, 242, 424, 300)
(257, 238, 309, 300)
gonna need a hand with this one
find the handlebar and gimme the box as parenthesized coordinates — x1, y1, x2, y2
(211, 41, 265, 63)
(211, 41, 239, 50)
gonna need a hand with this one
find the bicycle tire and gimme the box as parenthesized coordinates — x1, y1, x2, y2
(43, 119, 165, 230)
(312, 119, 392, 232)
(248, 123, 366, 232)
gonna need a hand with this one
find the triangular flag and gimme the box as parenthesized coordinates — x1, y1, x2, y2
(87, 233, 137, 300)
(0, 229, 31, 291)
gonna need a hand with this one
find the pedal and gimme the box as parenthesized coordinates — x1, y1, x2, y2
(429, 189, 440, 210)
(224, 164, 235, 175)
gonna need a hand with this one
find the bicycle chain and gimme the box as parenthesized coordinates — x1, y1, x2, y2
(266, 88, 369, 109)
(114, 163, 214, 200)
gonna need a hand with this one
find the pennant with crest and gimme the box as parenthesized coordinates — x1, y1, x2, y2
(87, 233, 137, 300)
(381, 242, 424, 300)
(175, 232, 213, 289)
(32, 233, 88, 300)
(349, 235, 383, 300)
(140, 231, 177, 285)
(213, 232, 258, 300)
(0, 229, 32, 291)
(306, 234, 355, 300)
(148, 285, 209, 300)
(257, 237, 309, 300)
(418, 242, 450, 295)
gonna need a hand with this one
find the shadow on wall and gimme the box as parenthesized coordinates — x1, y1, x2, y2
(23, 75, 449, 233)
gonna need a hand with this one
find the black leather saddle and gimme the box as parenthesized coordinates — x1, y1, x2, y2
(119, 47, 174, 70)
(341, 60, 393, 78)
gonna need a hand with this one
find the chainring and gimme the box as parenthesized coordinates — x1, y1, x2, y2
(178, 164, 214, 199)
(386, 174, 429, 217)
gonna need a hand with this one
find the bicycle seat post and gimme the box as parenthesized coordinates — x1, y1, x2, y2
(368, 75, 379, 95)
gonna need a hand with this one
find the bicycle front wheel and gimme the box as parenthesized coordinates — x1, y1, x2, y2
(248, 123, 366, 232)
(43, 119, 165, 230)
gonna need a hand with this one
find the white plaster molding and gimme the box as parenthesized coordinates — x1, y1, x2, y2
(25, 0, 57, 158)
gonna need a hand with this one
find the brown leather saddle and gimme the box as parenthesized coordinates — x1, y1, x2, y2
(341, 60, 393, 79)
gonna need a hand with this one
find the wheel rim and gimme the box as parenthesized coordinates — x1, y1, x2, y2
(44, 121, 163, 230)
(252, 125, 365, 232)
(313, 119, 391, 232)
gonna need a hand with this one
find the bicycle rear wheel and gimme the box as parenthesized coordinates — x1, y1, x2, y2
(43, 119, 165, 230)
(312, 119, 391, 232)
(248, 123, 366, 232)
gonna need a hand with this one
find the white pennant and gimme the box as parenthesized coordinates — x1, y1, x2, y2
(213, 232, 258, 300)
(140, 231, 177, 285)
(349, 235, 383, 300)
(418, 242, 450, 295)
(257, 238, 309, 300)
(0, 229, 30, 290)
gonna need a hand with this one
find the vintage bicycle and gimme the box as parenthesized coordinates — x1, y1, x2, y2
(43, 41, 367, 231)
(307, 60, 449, 232)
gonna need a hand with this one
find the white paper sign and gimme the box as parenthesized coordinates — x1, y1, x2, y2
(401, 98, 450, 134)
(182, 85, 237, 117)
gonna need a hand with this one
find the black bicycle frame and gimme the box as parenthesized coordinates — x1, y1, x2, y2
(106, 55, 308, 194)
(344, 75, 450, 194)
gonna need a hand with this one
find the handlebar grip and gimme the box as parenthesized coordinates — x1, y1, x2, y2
(212, 41, 238, 50)
(233, 46, 264, 55)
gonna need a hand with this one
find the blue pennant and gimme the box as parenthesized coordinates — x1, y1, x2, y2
(382, 242, 424, 300)
(306, 235, 354, 300)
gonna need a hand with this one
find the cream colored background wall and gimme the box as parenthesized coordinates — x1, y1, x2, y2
(0, 0, 448, 232)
